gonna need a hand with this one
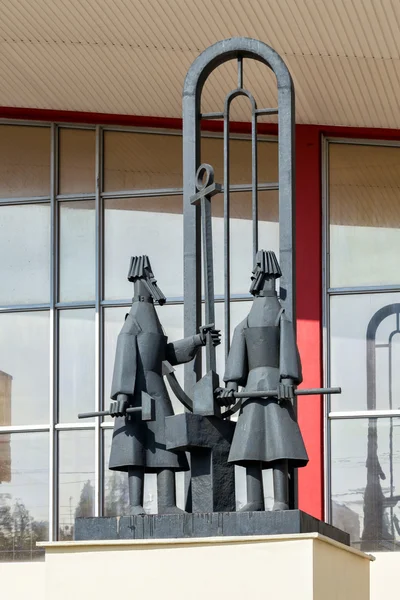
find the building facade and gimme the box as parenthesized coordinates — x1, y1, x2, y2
(0, 1, 400, 597)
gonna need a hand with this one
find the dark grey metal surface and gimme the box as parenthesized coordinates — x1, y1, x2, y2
(183, 37, 296, 398)
(75, 510, 350, 545)
(165, 412, 235, 512)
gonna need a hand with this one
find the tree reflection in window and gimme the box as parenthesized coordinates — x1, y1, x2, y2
(362, 303, 400, 551)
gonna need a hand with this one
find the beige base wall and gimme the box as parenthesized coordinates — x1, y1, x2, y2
(0, 561, 45, 600)
(9, 537, 400, 600)
(41, 533, 370, 600)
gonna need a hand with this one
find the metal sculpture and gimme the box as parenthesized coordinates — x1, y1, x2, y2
(218, 250, 306, 511)
(80, 255, 220, 515)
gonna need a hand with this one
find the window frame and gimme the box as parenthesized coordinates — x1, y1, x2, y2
(322, 136, 400, 530)
(0, 119, 278, 546)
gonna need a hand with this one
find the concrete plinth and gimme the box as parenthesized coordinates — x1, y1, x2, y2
(39, 533, 372, 600)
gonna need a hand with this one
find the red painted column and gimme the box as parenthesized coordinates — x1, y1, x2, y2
(295, 125, 324, 519)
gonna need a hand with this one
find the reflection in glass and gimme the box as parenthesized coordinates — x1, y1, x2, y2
(202, 137, 278, 185)
(0, 125, 50, 198)
(103, 131, 183, 191)
(0, 204, 50, 305)
(330, 292, 400, 412)
(329, 143, 400, 288)
(0, 432, 49, 561)
(58, 430, 95, 540)
(58, 128, 95, 194)
(211, 190, 279, 295)
(331, 418, 400, 552)
(59, 201, 95, 302)
(0, 312, 49, 426)
(58, 310, 95, 422)
(103, 429, 129, 516)
(104, 196, 183, 300)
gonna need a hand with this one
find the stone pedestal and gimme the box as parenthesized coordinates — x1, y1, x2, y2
(40, 533, 372, 600)
(74, 510, 349, 545)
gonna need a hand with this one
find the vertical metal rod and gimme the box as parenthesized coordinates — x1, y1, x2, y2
(95, 125, 103, 516)
(200, 194, 216, 372)
(49, 123, 58, 541)
(223, 108, 231, 359)
(251, 110, 258, 258)
(237, 57, 243, 89)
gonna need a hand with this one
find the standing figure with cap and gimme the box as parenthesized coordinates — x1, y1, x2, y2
(109, 255, 220, 515)
(217, 250, 308, 511)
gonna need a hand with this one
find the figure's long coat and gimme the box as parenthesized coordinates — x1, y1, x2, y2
(224, 308, 308, 467)
(109, 301, 199, 472)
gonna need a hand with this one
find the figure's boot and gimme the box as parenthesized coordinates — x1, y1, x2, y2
(128, 468, 145, 515)
(157, 469, 185, 514)
(272, 460, 289, 511)
(239, 464, 265, 511)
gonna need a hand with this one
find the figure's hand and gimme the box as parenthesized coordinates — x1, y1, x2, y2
(109, 394, 129, 417)
(277, 381, 295, 402)
(199, 323, 221, 347)
(215, 387, 236, 407)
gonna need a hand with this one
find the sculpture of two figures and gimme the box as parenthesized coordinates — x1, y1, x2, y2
(105, 251, 308, 515)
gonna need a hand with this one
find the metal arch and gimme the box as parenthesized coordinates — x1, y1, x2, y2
(183, 37, 295, 395)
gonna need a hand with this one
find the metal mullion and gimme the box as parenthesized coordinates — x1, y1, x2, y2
(325, 137, 400, 149)
(94, 125, 103, 516)
(55, 423, 96, 431)
(57, 124, 96, 131)
(0, 119, 51, 127)
(0, 424, 50, 434)
(0, 196, 50, 205)
(0, 304, 50, 313)
(329, 410, 400, 419)
(49, 123, 58, 542)
(321, 135, 332, 524)
(102, 125, 183, 136)
(55, 301, 96, 310)
(100, 421, 114, 429)
(328, 284, 400, 296)
(101, 188, 183, 199)
(56, 193, 96, 202)
(101, 293, 253, 308)
(100, 184, 278, 201)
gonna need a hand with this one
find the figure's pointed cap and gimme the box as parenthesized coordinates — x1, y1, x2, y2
(127, 255, 166, 305)
(127, 255, 152, 281)
(255, 250, 282, 278)
(250, 250, 282, 295)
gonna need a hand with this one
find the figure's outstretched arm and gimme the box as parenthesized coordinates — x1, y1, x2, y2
(166, 324, 220, 366)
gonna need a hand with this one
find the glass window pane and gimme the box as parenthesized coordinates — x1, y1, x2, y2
(59, 200, 95, 302)
(331, 418, 400, 552)
(58, 129, 95, 194)
(0, 125, 50, 198)
(104, 196, 183, 300)
(103, 304, 184, 415)
(0, 204, 50, 305)
(202, 137, 278, 185)
(58, 309, 95, 423)
(103, 429, 158, 515)
(330, 292, 400, 411)
(329, 143, 400, 288)
(211, 190, 279, 295)
(103, 429, 129, 516)
(0, 312, 49, 426)
(0, 432, 49, 561)
(58, 430, 95, 540)
(103, 132, 182, 192)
